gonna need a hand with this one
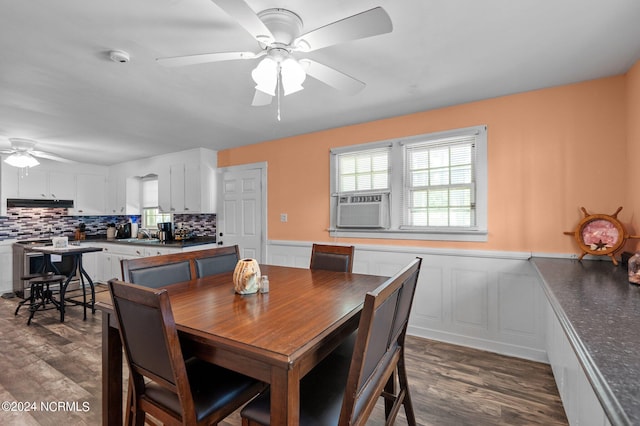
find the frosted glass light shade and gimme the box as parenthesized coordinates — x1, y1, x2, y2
(252, 57, 278, 96)
(4, 152, 39, 168)
(281, 57, 306, 96)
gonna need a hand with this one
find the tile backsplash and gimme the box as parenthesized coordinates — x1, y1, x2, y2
(0, 208, 216, 241)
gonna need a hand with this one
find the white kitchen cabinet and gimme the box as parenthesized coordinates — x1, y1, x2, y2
(107, 175, 141, 215)
(169, 163, 186, 212)
(158, 165, 171, 213)
(0, 240, 15, 294)
(48, 171, 76, 200)
(0, 161, 19, 215)
(16, 167, 48, 198)
(157, 149, 216, 214)
(74, 173, 107, 215)
(107, 175, 126, 215)
(14, 168, 75, 200)
(165, 163, 203, 213)
(546, 303, 611, 426)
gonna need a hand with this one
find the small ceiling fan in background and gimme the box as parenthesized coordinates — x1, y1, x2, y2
(1, 138, 74, 168)
(157, 0, 393, 113)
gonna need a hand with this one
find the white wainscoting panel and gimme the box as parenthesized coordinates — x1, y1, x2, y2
(267, 240, 547, 362)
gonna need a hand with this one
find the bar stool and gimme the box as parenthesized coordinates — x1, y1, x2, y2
(15, 273, 66, 325)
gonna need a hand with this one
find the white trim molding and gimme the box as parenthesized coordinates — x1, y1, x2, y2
(267, 240, 549, 362)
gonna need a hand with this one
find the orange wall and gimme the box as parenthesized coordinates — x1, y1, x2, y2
(626, 61, 640, 251)
(219, 75, 630, 254)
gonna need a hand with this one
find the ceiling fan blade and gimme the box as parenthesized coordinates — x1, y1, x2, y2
(294, 7, 392, 52)
(210, 0, 274, 43)
(301, 59, 366, 94)
(157, 51, 261, 67)
(31, 151, 75, 163)
(251, 90, 273, 106)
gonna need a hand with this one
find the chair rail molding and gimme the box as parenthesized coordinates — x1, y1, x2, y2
(267, 240, 548, 362)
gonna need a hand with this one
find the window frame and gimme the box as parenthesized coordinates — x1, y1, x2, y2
(329, 125, 487, 242)
(141, 207, 172, 231)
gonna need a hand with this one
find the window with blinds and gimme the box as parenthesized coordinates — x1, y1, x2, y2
(141, 176, 172, 229)
(329, 125, 487, 241)
(404, 136, 475, 228)
(337, 147, 390, 192)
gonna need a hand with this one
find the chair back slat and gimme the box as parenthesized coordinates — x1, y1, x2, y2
(128, 261, 192, 288)
(310, 244, 355, 272)
(194, 245, 240, 277)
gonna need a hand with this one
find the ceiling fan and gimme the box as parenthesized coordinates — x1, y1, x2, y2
(157, 1, 393, 108)
(1, 138, 74, 168)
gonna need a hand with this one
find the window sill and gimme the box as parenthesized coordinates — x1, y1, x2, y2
(328, 228, 488, 242)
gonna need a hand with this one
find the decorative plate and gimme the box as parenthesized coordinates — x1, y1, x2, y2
(564, 206, 638, 265)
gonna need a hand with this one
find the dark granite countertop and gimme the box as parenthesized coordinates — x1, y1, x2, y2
(80, 235, 217, 249)
(532, 258, 640, 426)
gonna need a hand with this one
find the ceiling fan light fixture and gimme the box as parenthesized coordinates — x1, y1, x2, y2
(281, 57, 306, 95)
(4, 152, 40, 168)
(252, 57, 278, 96)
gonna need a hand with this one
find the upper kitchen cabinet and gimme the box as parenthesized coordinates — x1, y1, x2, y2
(0, 158, 108, 216)
(73, 173, 107, 215)
(107, 175, 141, 215)
(158, 148, 217, 214)
(7, 166, 75, 200)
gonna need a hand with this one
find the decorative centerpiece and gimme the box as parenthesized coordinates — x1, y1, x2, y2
(233, 258, 261, 294)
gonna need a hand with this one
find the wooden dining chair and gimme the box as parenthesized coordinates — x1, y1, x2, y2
(240, 257, 422, 426)
(121, 254, 193, 288)
(108, 279, 266, 426)
(309, 243, 355, 272)
(193, 245, 240, 278)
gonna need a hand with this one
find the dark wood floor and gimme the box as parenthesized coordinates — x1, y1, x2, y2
(0, 294, 568, 425)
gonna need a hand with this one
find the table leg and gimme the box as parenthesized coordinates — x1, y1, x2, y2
(102, 310, 123, 426)
(270, 367, 300, 425)
(59, 254, 79, 323)
(77, 255, 96, 316)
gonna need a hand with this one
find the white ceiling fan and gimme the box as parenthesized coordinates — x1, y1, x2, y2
(156, 1, 393, 108)
(1, 138, 74, 168)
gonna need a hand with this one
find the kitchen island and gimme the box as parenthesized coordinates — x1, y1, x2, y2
(532, 258, 640, 426)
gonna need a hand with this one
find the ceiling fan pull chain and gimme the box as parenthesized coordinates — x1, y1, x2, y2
(277, 66, 282, 121)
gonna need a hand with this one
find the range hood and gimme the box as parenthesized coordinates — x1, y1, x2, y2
(7, 198, 74, 208)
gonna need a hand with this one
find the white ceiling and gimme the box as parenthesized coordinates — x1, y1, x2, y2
(1, 0, 640, 166)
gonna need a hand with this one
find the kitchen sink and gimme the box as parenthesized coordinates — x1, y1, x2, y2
(117, 238, 160, 244)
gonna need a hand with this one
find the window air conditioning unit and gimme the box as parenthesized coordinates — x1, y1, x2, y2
(337, 193, 389, 228)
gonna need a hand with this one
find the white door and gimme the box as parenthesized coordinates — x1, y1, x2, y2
(217, 164, 266, 262)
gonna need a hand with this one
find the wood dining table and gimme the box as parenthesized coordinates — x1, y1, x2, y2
(96, 264, 388, 425)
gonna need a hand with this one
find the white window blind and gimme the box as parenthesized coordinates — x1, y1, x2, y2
(337, 147, 390, 193)
(141, 176, 158, 208)
(404, 136, 476, 228)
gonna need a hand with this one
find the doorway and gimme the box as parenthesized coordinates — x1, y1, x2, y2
(216, 162, 267, 262)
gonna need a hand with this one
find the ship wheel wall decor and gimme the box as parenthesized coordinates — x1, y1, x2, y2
(564, 206, 640, 265)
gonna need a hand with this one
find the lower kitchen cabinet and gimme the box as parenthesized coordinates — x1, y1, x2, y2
(546, 303, 611, 426)
(0, 241, 14, 295)
(83, 242, 215, 284)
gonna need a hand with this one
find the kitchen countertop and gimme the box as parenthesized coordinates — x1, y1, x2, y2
(80, 235, 217, 248)
(532, 257, 640, 426)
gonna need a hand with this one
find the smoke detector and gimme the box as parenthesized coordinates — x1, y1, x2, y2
(109, 50, 130, 63)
